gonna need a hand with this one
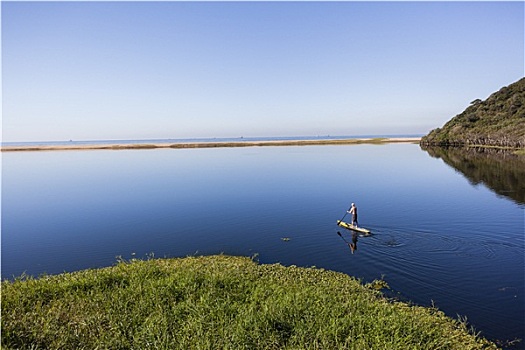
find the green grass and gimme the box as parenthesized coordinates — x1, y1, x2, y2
(1, 255, 498, 349)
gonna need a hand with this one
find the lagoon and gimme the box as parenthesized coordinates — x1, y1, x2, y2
(2, 143, 524, 347)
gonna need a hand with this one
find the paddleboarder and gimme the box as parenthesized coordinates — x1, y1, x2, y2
(348, 203, 358, 227)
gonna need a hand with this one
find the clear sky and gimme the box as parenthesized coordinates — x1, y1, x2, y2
(2, 1, 524, 142)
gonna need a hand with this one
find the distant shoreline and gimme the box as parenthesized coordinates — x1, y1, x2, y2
(1, 137, 421, 152)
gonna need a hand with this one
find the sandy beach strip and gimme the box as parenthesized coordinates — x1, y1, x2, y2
(1, 137, 421, 152)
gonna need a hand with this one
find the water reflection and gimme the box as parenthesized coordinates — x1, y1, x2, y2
(349, 231, 358, 253)
(421, 146, 525, 205)
(336, 231, 359, 254)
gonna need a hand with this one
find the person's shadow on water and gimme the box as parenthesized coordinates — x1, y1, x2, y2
(337, 231, 358, 254)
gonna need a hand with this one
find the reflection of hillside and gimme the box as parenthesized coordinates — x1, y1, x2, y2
(421, 146, 525, 205)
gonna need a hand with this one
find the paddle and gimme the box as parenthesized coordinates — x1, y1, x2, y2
(337, 231, 355, 253)
(337, 205, 351, 224)
(336, 231, 350, 244)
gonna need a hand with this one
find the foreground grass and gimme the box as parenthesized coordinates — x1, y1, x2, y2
(2, 255, 497, 349)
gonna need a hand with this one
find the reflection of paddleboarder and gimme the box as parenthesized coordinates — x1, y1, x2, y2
(350, 231, 358, 253)
(337, 231, 359, 254)
(348, 203, 358, 227)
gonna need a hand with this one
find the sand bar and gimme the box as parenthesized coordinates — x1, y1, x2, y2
(1, 137, 421, 152)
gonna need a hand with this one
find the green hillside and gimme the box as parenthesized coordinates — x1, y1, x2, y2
(421, 77, 525, 148)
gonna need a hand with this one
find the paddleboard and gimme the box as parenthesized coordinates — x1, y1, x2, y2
(337, 220, 371, 235)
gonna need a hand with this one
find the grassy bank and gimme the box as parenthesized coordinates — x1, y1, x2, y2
(1, 255, 497, 349)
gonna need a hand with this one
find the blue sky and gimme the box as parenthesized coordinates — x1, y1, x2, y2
(2, 1, 524, 142)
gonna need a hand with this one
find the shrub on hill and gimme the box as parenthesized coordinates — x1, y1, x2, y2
(421, 77, 525, 148)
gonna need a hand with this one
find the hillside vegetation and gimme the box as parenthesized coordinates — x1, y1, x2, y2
(421, 77, 525, 148)
(1, 255, 497, 349)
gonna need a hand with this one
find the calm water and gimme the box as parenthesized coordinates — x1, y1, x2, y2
(2, 144, 524, 347)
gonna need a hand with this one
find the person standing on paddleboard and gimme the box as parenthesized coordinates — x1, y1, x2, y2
(348, 203, 358, 227)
